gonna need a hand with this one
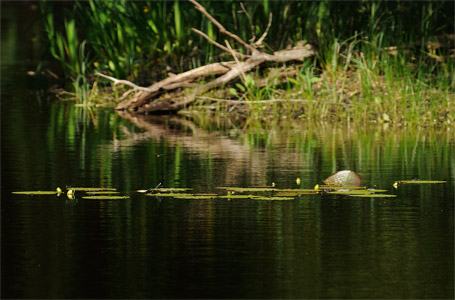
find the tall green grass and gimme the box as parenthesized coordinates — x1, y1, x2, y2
(41, 0, 454, 125)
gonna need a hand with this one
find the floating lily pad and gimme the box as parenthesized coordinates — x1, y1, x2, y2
(173, 195, 217, 200)
(12, 191, 60, 195)
(349, 194, 397, 198)
(277, 189, 319, 192)
(70, 187, 117, 191)
(218, 195, 259, 199)
(318, 185, 367, 190)
(323, 170, 361, 187)
(276, 191, 318, 196)
(147, 188, 193, 192)
(216, 187, 277, 192)
(328, 190, 374, 195)
(252, 196, 294, 201)
(397, 180, 447, 184)
(145, 193, 189, 197)
(82, 196, 130, 200)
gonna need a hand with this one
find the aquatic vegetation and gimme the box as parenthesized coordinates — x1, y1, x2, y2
(12, 191, 61, 195)
(145, 193, 190, 197)
(218, 195, 260, 199)
(252, 196, 295, 201)
(173, 195, 218, 200)
(216, 187, 277, 192)
(328, 190, 375, 195)
(349, 194, 397, 198)
(145, 188, 193, 193)
(395, 180, 447, 184)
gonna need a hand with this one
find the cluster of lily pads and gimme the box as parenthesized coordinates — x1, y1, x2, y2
(11, 171, 447, 201)
(12, 187, 129, 200)
(139, 185, 397, 201)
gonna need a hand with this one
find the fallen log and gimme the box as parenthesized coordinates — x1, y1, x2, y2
(98, 0, 315, 113)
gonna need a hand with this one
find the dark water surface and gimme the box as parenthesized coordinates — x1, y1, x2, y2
(2, 3, 454, 299)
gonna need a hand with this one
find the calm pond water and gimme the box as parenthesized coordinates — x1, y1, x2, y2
(2, 3, 454, 299)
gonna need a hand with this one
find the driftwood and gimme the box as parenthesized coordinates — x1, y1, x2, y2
(98, 0, 315, 113)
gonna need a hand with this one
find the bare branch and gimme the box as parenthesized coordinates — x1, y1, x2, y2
(240, 2, 256, 44)
(255, 13, 273, 47)
(96, 72, 153, 92)
(225, 40, 247, 81)
(191, 28, 250, 59)
(188, 0, 258, 54)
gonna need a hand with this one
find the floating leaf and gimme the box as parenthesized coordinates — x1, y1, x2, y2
(349, 194, 397, 198)
(252, 197, 294, 201)
(396, 180, 447, 184)
(216, 187, 277, 192)
(328, 190, 374, 195)
(12, 191, 59, 195)
(173, 195, 217, 200)
(218, 195, 259, 199)
(147, 188, 193, 192)
(82, 196, 130, 200)
(323, 170, 361, 187)
(277, 189, 319, 192)
(145, 193, 189, 197)
(276, 191, 318, 196)
(318, 185, 366, 190)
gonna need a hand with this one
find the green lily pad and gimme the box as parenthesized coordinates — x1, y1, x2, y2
(216, 187, 277, 192)
(277, 189, 319, 192)
(12, 191, 60, 195)
(397, 180, 447, 184)
(147, 188, 193, 192)
(82, 196, 130, 200)
(349, 194, 397, 198)
(328, 190, 374, 195)
(173, 195, 217, 200)
(318, 185, 367, 190)
(70, 187, 117, 191)
(252, 196, 294, 201)
(276, 191, 318, 196)
(218, 195, 259, 199)
(145, 193, 189, 197)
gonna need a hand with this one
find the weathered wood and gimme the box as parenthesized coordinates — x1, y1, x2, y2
(97, 0, 316, 114)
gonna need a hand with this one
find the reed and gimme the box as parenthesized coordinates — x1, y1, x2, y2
(41, 0, 454, 126)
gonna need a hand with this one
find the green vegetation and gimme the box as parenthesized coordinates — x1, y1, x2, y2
(41, 0, 454, 126)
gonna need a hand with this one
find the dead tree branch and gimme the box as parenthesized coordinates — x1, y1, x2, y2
(100, 0, 315, 114)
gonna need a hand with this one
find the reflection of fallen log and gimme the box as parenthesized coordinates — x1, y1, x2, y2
(112, 111, 270, 186)
(97, 0, 315, 114)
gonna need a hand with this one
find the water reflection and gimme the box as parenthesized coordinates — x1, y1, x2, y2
(2, 104, 454, 298)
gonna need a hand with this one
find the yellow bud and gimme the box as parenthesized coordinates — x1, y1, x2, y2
(56, 187, 62, 194)
(393, 182, 398, 189)
(296, 177, 301, 185)
(314, 184, 319, 191)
